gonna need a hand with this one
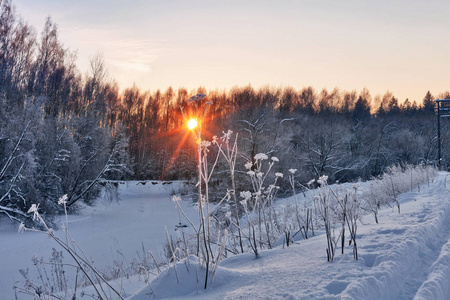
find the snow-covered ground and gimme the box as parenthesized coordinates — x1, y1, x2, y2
(131, 172, 450, 300)
(0, 181, 198, 300)
(2, 173, 450, 299)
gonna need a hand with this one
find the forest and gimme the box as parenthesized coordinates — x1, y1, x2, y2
(1, 0, 449, 224)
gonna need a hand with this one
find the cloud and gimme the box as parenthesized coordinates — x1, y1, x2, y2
(105, 38, 162, 73)
(63, 25, 165, 74)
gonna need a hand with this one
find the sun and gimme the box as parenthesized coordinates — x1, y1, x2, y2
(187, 118, 198, 130)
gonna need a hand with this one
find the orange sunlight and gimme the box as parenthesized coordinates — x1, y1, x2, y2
(187, 118, 198, 130)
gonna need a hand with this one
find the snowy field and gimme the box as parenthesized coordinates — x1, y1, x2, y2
(0, 181, 198, 300)
(2, 173, 450, 299)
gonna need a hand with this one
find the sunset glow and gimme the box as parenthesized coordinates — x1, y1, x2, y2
(12, 0, 450, 101)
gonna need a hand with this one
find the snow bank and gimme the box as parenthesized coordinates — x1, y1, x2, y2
(132, 172, 450, 300)
(342, 173, 450, 300)
(414, 230, 450, 299)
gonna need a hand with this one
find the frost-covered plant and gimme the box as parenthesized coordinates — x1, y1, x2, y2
(17, 197, 124, 299)
(238, 191, 259, 256)
(313, 176, 362, 261)
(314, 176, 340, 261)
(177, 130, 285, 261)
(16, 248, 69, 299)
(240, 153, 283, 252)
(288, 168, 314, 242)
(179, 100, 230, 289)
(361, 179, 384, 224)
(346, 184, 360, 260)
(361, 164, 437, 222)
(212, 130, 244, 253)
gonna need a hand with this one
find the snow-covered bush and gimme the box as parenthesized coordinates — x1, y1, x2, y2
(362, 164, 437, 222)
(310, 164, 437, 261)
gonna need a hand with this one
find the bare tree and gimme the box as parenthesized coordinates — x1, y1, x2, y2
(0, 121, 31, 222)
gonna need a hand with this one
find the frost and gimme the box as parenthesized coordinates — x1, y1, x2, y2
(245, 162, 253, 170)
(221, 130, 233, 142)
(317, 175, 328, 185)
(58, 194, 68, 205)
(289, 168, 297, 174)
(27, 204, 39, 214)
(172, 195, 181, 203)
(226, 190, 233, 202)
(271, 156, 279, 162)
(194, 196, 206, 211)
(247, 171, 255, 177)
(240, 191, 252, 200)
(307, 179, 315, 186)
(27, 204, 40, 220)
(254, 153, 268, 161)
(256, 172, 264, 179)
(201, 140, 211, 148)
(275, 172, 283, 178)
(18, 222, 25, 233)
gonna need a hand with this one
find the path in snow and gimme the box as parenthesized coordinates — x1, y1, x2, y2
(396, 174, 450, 299)
(342, 172, 450, 300)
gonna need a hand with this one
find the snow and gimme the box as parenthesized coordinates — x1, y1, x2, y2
(131, 172, 450, 300)
(0, 181, 198, 300)
(2, 173, 450, 299)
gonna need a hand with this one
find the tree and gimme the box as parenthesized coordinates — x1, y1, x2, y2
(298, 86, 316, 113)
(32, 17, 66, 116)
(162, 86, 174, 131)
(83, 53, 108, 118)
(352, 96, 371, 124)
(387, 96, 401, 116)
(279, 86, 297, 115)
(318, 88, 341, 114)
(422, 91, 435, 114)
(341, 90, 357, 115)
(0, 120, 33, 223)
(66, 136, 129, 207)
(290, 115, 361, 183)
(0, 0, 35, 106)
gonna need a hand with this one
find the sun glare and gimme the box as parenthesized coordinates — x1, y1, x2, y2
(187, 118, 198, 130)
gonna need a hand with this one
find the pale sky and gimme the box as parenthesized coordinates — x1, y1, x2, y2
(13, 0, 450, 102)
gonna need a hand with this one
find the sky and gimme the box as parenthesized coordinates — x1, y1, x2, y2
(13, 0, 450, 102)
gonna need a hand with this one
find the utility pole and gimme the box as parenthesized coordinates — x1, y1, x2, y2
(436, 99, 450, 170)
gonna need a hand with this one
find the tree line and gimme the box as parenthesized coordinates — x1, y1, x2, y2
(1, 0, 449, 222)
